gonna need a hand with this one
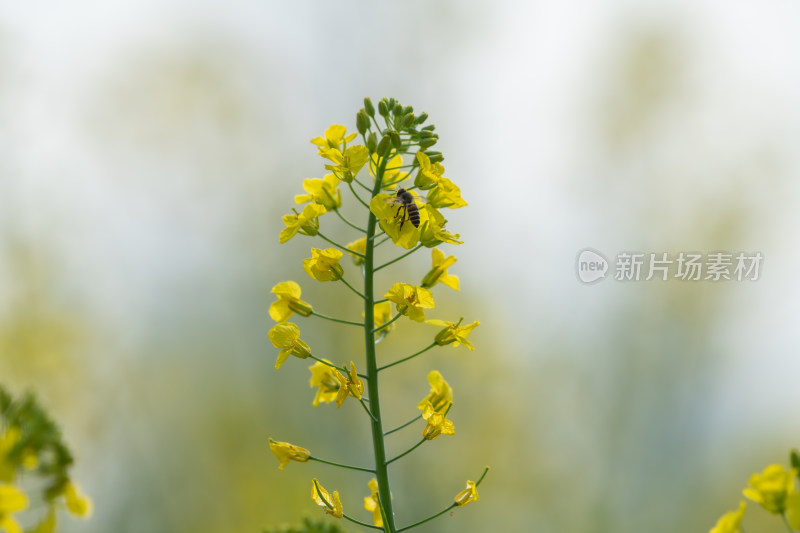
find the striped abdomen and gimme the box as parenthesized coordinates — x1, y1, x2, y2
(406, 202, 420, 228)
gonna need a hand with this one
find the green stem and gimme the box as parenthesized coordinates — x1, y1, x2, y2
(310, 310, 363, 327)
(386, 438, 425, 465)
(317, 231, 365, 258)
(374, 244, 424, 271)
(343, 515, 384, 530)
(475, 466, 490, 485)
(384, 414, 422, 436)
(375, 234, 392, 248)
(363, 153, 398, 532)
(308, 355, 338, 368)
(332, 207, 367, 233)
(308, 455, 375, 473)
(348, 182, 371, 209)
(782, 513, 794, 532)
(373, 312, 403, 334)
(379, 343, 437, 372)
(339, 276, 366, 300)
(353, 177, 373, 193)
(397, 504, 457, 532)
(358, 396, 378, 422)
(396, 467, 489, 532)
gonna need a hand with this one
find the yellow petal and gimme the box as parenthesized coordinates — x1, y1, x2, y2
(63, 481, 93, 518)
(0, 484, 28, 514)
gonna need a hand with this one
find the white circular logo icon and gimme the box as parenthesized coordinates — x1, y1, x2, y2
(576, 248, 609, 284)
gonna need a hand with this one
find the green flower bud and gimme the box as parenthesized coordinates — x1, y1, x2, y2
(378, 99, 389, 117)
(376, 134, 391, 157)
(388, 97, 397, 110)
(364, 97, 375, 117)
(422, 124, 436, 132)
(356, 110, 368, 135)
(425, 151, 444, 163)
(366, 132, 378, 153)
(791, 449, 800, 473)
(390, 131, 402, 151)
(419, 137, 437, 149)
(401, 114, 415, 128)
(415, 112, 428, 124)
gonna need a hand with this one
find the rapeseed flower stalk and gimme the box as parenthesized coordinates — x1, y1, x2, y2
(0, 384, 93, 532)
(267, 97, 488, 532)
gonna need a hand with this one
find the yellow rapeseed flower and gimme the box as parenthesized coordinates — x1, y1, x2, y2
(62, 481, 93, 518)
(363, 478, 383, 527)
(454, 480, 479, 507)
(319, 145, 370, 183)
(384, 283, 435, 322)
(268, 438, 310, 470)
(417, 371, 453, 413)
(420, 248, 459, 290)
(303, 248, 344, 282)
(280, 204, 326, 244)
(334, 362, 364, 408)
(743, 464, 796, 514)
(426, 318, 479, 350)
(310, 124, 357, 150)
(709, 501, 745, 533)
(427, 177, 467, 209)
(346, 237, 366, 265)
(419, 205, 462, 248)
(269, 281, 312, 322)
(0, 483, 28, 533)
(312, 479, 343, 518)
(414, 152, 444, 190)
(369, 193, 429, 250)
(295, 175, 341, 211)
(268, 322, 311, 369)
(308, 360, 341, 407)
(421, 402, 455, 440)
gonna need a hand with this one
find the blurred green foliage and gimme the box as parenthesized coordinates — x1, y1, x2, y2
(264, 517, 349, 533)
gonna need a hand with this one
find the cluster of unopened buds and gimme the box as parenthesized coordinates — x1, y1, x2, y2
(267, 97, 487, 532)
